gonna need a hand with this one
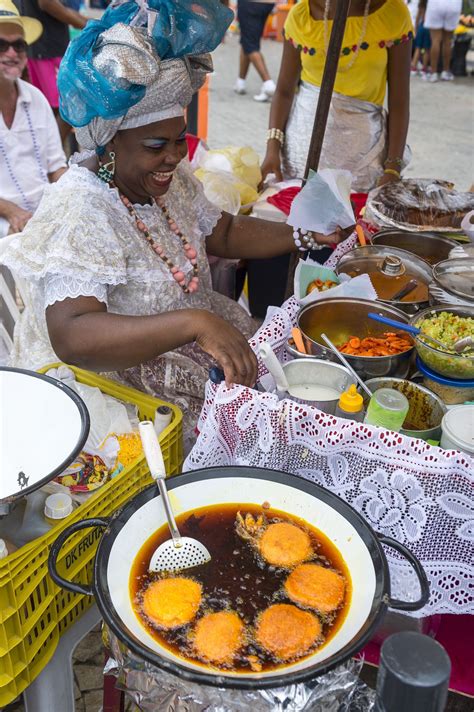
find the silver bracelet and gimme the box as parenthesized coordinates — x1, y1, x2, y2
(292, 227, 325, 251)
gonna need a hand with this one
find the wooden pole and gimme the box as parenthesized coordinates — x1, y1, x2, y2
(303, 0, 351, 178)
(284, 0, 351, 298)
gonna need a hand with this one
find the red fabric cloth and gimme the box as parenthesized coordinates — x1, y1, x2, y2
(360, 614, 474, 696)
(351, 192, 369, 220)
(267, 188, 369, 223)
(267, 186, 301, 215)
(185, 134, 201, 163)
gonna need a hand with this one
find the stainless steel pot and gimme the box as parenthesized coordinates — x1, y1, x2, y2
(280, 359, 355, 413)
(298, 298, 415, 380)
(364, 378, 447, 441)
(371, 230, 457, 266)
(48, 468, 429, 690)
(336, 245, 433, 316)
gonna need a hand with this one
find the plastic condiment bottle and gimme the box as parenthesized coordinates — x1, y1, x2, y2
(14, 491, 74, 547)
(44, 493, 74, 526)
(364, 388, 409, 432)
(335, 384, 364, 422)
(374, 632, 451, 712)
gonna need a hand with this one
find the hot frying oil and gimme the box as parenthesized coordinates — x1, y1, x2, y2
(130, 503, 352, 672)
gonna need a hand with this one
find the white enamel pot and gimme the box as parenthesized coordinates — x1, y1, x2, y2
(48, 467, 429, 690)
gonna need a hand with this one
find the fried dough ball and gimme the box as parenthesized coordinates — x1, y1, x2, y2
(258, 522, 313, 568)
(255, 603, 321, 660)
(142, 577, 202, 629)
(193, 611, 245, 665)
(285, 563, 345, 614)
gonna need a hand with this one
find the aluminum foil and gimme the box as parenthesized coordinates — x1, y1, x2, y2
(365, 179, 474, 233)
(103, 626, 375, 712)
(281, 81, 393, 193)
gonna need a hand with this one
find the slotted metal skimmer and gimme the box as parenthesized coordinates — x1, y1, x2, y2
(139, 421, 211, 574)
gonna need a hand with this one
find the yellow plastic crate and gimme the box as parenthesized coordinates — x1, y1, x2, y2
(0, 365, 183, 706)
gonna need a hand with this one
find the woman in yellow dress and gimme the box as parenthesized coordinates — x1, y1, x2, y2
(260, 0, 414, 191)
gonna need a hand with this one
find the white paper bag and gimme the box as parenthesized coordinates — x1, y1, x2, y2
(287, 169, 355, 235)
(294, 258, 378, 306)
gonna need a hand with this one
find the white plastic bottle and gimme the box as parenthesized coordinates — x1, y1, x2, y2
(14, 491, 74, 548)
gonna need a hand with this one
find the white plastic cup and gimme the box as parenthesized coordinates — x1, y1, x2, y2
(440, 405, 474, 454)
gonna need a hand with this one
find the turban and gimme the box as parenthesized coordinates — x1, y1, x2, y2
(57, 0, 231, 150)
(74, 24, 212, 150)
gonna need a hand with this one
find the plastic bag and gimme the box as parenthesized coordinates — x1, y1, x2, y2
(294, 259, 378, 306)
(58, 0, 232, 126)
(45, 368, 133, 450)
(194, 146, 261, 210)
(195, 169, 242, 215)
(365, 179, 474, 233)
(287, 169, 355, 235)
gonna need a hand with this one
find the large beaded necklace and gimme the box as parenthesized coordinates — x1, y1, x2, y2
(110, 180, 199, 294)
(0, 103, 49, 212)
(323, 0, 372, 73)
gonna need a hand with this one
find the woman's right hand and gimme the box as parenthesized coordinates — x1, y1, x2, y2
(194, 311, 258, 388)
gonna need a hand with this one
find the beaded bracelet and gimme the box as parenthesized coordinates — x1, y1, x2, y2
(267, 128, 285, 145)
(292, 227, 325, 251)
(383, 168, 401, 178)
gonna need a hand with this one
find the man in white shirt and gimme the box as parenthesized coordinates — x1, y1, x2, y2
(0, 0, 67, 237)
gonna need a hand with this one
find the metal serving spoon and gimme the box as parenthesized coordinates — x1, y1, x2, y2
(320, 333, 373, 398)
(368, 313, 474, 354)
(139, 421, 211, 573)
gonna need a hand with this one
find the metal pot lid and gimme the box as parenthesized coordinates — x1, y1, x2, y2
(336, 246, 433, 303)
(0, 368, 89, 503)
(371, 230, 456, 266)
(433, 258, 474, 301)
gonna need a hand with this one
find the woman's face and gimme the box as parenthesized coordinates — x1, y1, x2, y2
(108, 116, 188, 203)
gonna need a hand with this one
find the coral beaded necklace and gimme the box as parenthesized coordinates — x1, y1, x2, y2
(110, 181, 199, 294)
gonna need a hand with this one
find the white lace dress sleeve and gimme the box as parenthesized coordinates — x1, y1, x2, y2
(44, 274, 108, 308)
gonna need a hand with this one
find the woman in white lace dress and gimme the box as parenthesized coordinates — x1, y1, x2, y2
(1, 10, 346, 441)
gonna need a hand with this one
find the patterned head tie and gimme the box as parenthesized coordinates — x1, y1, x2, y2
(58, 0, 231, 150)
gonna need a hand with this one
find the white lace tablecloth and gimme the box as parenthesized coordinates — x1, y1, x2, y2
(185, 299, 474, 617)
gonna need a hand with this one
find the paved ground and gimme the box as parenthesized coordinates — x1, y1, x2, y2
(208, 34, 473, 190)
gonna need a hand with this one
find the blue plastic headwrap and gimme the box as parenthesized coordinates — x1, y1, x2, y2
(58, 0, 233, 128)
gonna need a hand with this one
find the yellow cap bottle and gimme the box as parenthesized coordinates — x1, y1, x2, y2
(335, 385, 364, 421)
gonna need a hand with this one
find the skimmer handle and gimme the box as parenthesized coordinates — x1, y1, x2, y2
(139, 420, 166, 480)
(139, 420, 182, 545)
(259, 342, 289, 393)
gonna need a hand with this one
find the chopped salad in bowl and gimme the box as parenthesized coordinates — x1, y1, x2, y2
(411, 308, 474, 380)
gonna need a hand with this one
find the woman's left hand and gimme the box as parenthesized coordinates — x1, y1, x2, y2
(377, 171, 401, 187)
(314, 225, 355, 245)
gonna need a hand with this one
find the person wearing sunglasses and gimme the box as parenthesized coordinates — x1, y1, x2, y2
(0, 0, 67, 236)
